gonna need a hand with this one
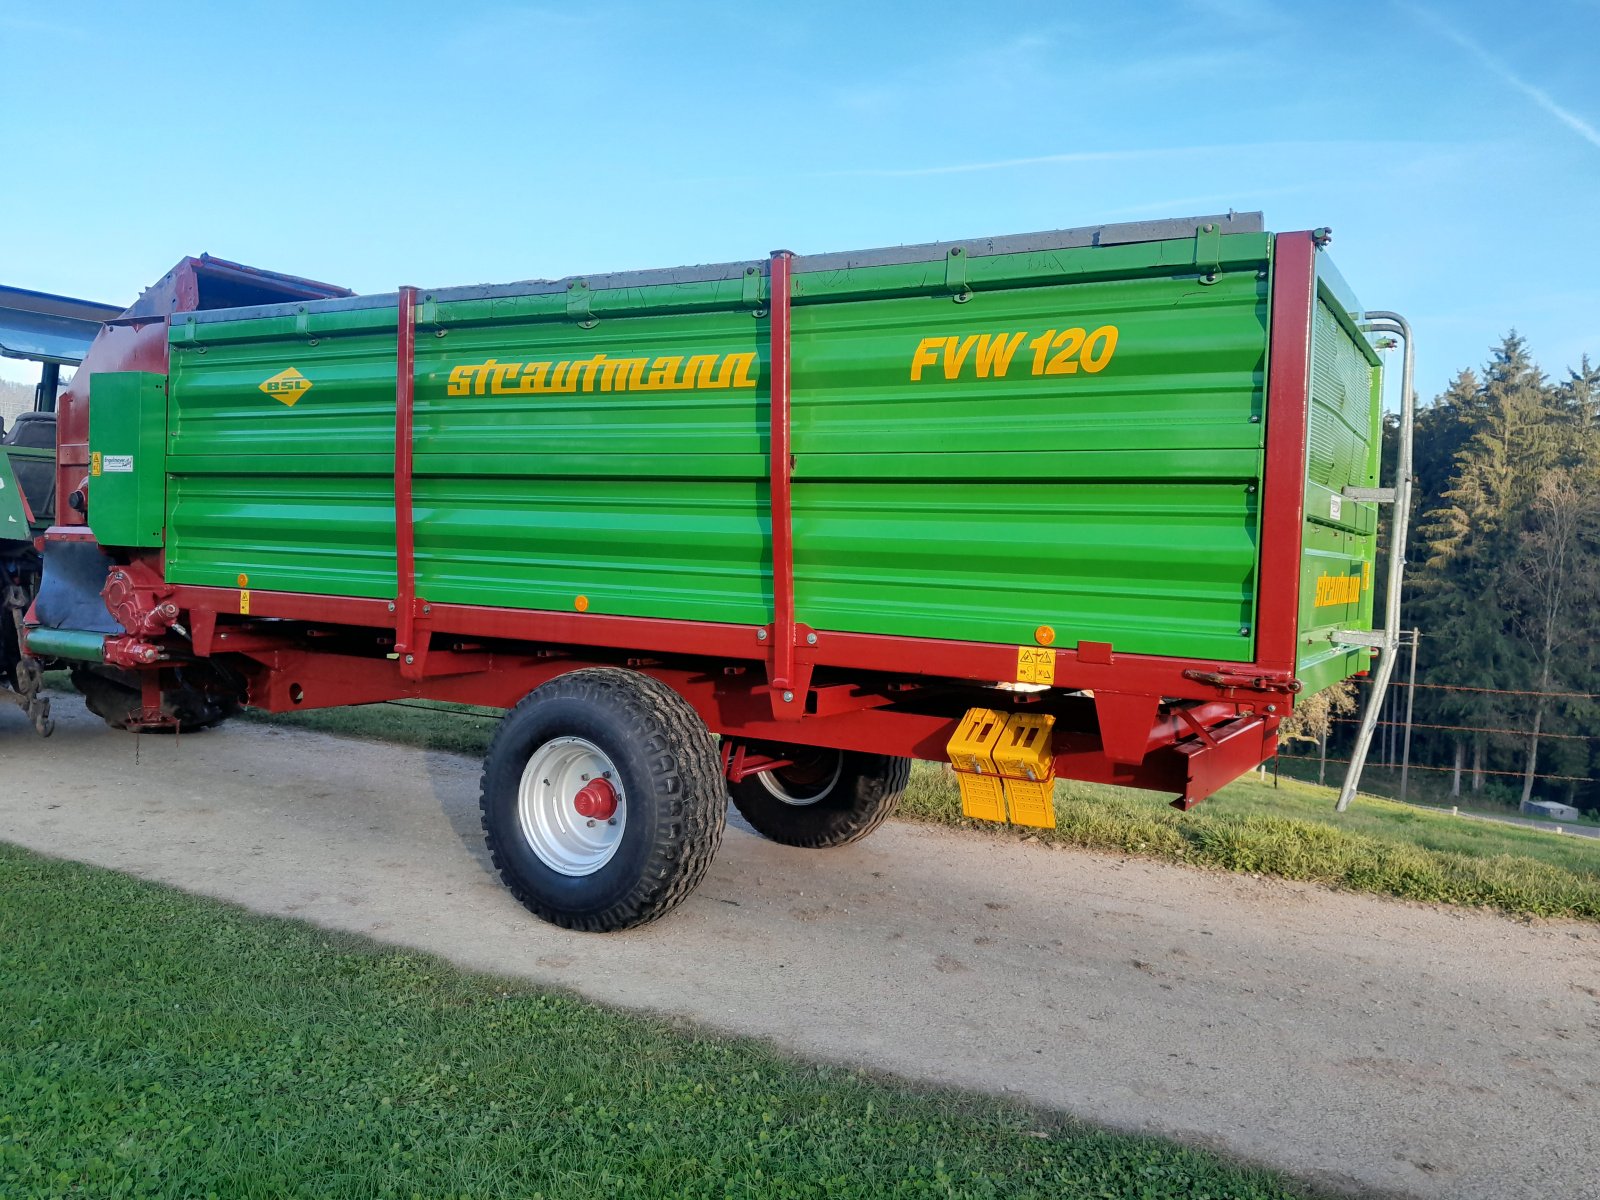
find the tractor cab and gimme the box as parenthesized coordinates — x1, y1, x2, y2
(1, 283, 123, 733)
(1, 284, 123, 529)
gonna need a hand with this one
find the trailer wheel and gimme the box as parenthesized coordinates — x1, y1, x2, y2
(69, 664, 240, 733)
(479, 668, 725, 932)
(727, 746, 911, 849)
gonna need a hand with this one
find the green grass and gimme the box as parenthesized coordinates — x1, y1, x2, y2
(901, 766, 1600, 920)
(1273, 756, 1600, 829)
(0, 845, 1313, 1200)
(250, 700, 1599, 922)
(1168, 770, 1600, 866)
(247, 698, 501, 756)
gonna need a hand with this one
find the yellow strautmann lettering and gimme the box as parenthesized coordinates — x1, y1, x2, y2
(448, 350, 759, 398)
(1313, 572, 1365, 607)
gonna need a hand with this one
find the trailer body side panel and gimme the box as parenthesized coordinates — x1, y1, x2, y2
(163, 233, 1276, 662)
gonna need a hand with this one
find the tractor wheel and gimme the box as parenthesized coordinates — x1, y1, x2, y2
(727, 745, 911, 849)
(70, 664, 241, 733)
(479, 668, 726, 932)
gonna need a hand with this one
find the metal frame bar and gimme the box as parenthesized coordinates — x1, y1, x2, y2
(1255, 231, 1317, 679)
(0, 284, 122, 367)
(164, 582, 1294, 703)
(164, 625, 1261, 802)
(1399, 626, 1419, 800)
(394, 286, 419, 658)
(1337, 312, 1416, 811)
(767, 251, 797, 702)
(170, 213, 1267, 326)
(35, 363, 61, 414)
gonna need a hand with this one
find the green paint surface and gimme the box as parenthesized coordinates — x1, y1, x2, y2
(159, 230, 1379, 686)
(87, 371, 168, 548)
(1295, 279, 1384, 694)
(0, 451, 31, 540)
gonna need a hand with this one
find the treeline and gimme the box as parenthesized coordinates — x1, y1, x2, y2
(1372, 334, 1600, 811)
(0, 379, 36, 429)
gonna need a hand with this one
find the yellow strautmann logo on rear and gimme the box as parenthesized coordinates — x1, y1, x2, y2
(260, 367, 312, 407)
(1314, 570, 1366, 607)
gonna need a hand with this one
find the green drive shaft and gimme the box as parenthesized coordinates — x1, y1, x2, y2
(25, 628, 106, 662)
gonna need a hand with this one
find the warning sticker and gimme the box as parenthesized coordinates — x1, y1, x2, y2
(1329, 493, 1343, 521)
(1015, 646, 1056, 685)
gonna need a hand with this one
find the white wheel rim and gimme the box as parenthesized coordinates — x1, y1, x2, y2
(757, 751, 843, 807)
(517, 736, 627, 876)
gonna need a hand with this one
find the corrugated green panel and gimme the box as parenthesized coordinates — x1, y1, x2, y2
(415, 479, 767, 623)
(166, 313, 402, 592)
(403, 307, 771, 622)
(166, 475, 397, 598)
(168, 317, 400, 459)
(1295, 523, 1374, 694)
(164, 232, 1272, 662)
(1305, 299, 1377, 505)
(792, 273, 1265, 463)
(1296, 275, 1382, 692)
(171, 304, 396, 345)
(412, 309, 765, 466)
(795, 481, 1256, 657)
(786, 268, 1264, 656)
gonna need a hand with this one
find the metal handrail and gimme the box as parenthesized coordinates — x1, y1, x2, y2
(1336, 312, 1414, 811)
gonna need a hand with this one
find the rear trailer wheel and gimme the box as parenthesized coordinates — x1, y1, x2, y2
(70, 664, 240, 733)
(479, 668, 726, 932)
(728, 747, 911, 849)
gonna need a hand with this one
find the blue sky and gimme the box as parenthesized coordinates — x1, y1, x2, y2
(3, 0, 1597, 402)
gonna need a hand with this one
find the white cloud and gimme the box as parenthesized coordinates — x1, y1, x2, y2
(814, 149, 1172, 179)
(669, 138, 1477, 189)
(1404, 3, 1600, 151)
(805, 140, 1455, 181)
(1098, 182, 1323, 220)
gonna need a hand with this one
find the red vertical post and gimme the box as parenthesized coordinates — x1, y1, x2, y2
(394, 285, 418, 656)
(1256, 232, 1317, 679)
(768, 250, 796, 696)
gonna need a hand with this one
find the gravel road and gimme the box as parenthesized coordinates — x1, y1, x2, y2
(3, 697, 1597, 1199)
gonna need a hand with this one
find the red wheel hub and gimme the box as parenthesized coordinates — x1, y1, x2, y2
(573, 778, 619, 820)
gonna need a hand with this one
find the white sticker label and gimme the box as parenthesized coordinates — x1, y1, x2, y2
(103, 455, 134, 473)
(1329, 494, 1343, 521)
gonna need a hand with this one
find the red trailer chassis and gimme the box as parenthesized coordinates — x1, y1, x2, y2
(43, 235, 1319, 814)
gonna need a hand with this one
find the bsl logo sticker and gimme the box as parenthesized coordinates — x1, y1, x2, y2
(260, 367, 312, 407)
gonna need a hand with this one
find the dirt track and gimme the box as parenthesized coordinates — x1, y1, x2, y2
(3, 697, 1598, 1199)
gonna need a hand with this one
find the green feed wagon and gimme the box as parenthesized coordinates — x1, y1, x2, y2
(17, 212, 1407, 929)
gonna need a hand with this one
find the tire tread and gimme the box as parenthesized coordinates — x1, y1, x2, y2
(479, 669, 725, 931)
(729, 750, 910, 849)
